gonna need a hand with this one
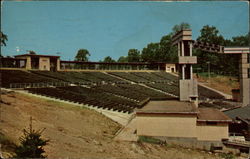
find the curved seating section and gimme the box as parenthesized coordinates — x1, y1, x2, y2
(32, 71, 128, 84)
(25, 86, 141, 113)
(1, 70, 226, 113)
(0, 70, 59, 88)
(198, 85, 225, 100)
(91, 83, 174, 101)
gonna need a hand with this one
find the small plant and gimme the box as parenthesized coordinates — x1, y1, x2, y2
(219, 152, 235, 159)
(138, 136, 165, 145)
(14, 117, 49, 158)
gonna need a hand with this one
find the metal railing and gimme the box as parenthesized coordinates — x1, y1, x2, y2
(9, 82, 71, 89)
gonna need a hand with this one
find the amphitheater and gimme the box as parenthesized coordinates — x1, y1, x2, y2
(0, 69, 229, 114)
(1, 30, 249, 154)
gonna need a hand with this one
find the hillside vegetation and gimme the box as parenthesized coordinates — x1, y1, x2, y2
(1, 90, 223, 159)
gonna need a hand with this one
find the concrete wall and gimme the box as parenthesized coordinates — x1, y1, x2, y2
(153, 136, 223, 150)
(39, 57, 50, 71)
(16, 56, 31, 70)
(136, 114, 229, 142)
(136, 114, 197, 138)
(179, 79, 198, 101)
(239, 53, 250, 106)
(57, 58, 60, 71)
(196, 122, 229, 141)
(178, 56, 197, 64)
(165, 64, 176, 73)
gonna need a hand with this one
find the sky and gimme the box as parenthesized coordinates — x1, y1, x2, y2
(1, 1, 249, 61)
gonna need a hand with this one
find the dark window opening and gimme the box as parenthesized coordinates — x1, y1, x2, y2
(206, 121, 217, 125)
(248, 68, 250, 78)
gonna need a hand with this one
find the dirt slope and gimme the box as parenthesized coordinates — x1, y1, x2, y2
(0, 90, 222, 159)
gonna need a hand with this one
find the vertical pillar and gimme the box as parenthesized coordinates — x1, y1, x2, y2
(26, 56, 31, 70)
(182, 65, 185, 80)
(181, 41, 184, 56)
(190, 65, 193, 79)
(178, 42, 180, 57)
(239, 53, 250, 106)
(189, 42, 193, 56)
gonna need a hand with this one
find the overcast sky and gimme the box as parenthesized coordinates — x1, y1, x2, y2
(1, 1, 249, 61)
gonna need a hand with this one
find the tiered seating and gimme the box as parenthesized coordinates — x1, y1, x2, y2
(32, 71, 126, 84)
(31, 71, 90, 83)
(91, 84, 173, 101)
(82, 72, 127, 83)
(151, 72, 178, 81)
(116, 84, 174, 100)
(130, 72, 166, 82)
(146, 83, 179, 96)
(108, 72, 148, 82)
(198, 85, 225, 99)
(0, 70, 59, 88)
(26, 86, 141, 113)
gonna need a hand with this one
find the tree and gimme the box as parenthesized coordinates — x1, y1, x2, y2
(141, 43, 160, 62)
(0, 31, 8, 46)
(14, 117, 49, 158)
(159, 34, 178, 62)
(27, 50, 36, 55)
(75, 49, 90, 62)
(231, 33, 250, 46)
(103, 56, 115, 63)
(197, 25, 224, 45)
(195, 25, 239, 76)
(127, 49, 140, 62)
(172, 22, 191, 35)
(117, 56, 128, 63)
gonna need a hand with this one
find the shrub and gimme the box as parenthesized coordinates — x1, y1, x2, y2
(14, 117, 49, 158)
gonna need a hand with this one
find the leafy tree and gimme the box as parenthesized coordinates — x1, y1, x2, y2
(159, 34, 178, 62)
(103, 56, 115, 63)
(231, 33, 250, 46)
(197, 25, 224, 45)
(117, 56, 128, 63)
(127, 49, 140, 62)
(75, 49, 90, 62)
(14, 117, 49, 158)
(0, 31, 8, 46)
(195, 25, 239, 76)
(172, 22, 191, 35)
(27, 50, 36, 55)
(141, 43, 160, 62)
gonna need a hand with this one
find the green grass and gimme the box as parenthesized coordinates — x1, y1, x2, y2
(219, 153, 235, 159)
(138, 136, 165, 145)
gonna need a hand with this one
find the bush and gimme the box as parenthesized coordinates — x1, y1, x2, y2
(14, 117, 49, 158)
(138, 136, 165, 145)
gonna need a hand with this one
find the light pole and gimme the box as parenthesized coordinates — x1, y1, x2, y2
(207, 61, 210, 85)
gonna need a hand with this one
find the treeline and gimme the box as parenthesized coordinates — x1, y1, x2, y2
(99, 24, 249, 76)
(195, 25, 249, 76)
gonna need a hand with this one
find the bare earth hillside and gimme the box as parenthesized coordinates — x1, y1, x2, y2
(0, 90, 222, 159)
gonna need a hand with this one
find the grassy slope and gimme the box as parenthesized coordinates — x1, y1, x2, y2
(0, 90, 223, 159)
(195, 73, 239, 95)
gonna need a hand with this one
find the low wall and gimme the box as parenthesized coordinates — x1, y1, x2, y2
(196, 122, 229, 141)
(136, 114, 197, 138)
(151, 136, 223, 150)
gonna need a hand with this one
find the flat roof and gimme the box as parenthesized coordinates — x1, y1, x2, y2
(60, 60, 176, 65)
(197, 108, 232, 122)
(15, 54, 60, 58)
(136, 100, 198, 114)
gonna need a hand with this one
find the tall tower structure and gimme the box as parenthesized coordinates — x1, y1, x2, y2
(172, 30, 198, 104)
(223, 47, 250, 107)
